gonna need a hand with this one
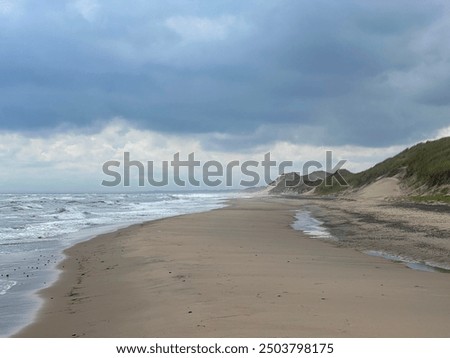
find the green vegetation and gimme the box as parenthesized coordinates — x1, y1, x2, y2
(350, 136, 450, 187)
(314, 170, 353, 195)
(409, 195, 450, 204)
(315, 137, 450, 196)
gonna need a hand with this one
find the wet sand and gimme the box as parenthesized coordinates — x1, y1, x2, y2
(16, 198, 450, 337)
(297, 196, 450, 269)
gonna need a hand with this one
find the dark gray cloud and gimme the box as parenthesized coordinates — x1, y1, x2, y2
(0, 0, 449, 147)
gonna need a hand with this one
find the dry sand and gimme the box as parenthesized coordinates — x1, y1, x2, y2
(16, 197, 450, 337)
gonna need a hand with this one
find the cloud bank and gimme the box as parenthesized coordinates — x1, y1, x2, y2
(0, 1, 449, 191)
(1, 119, 448, 192)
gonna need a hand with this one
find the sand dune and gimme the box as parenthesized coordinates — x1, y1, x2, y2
(355, 177, 403, 199)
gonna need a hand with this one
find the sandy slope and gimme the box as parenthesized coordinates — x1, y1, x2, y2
(355, 177, 403, 199)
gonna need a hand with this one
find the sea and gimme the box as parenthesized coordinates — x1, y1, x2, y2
(0, 191, 237, 337)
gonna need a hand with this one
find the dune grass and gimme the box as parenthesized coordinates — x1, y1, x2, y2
(315, 137, 450, 195)
(409, 194, 450, 204)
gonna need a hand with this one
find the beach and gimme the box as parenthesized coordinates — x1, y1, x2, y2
(16, 197, 450, 338)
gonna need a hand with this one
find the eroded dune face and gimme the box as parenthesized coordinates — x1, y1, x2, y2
(356, 177, 403, 200)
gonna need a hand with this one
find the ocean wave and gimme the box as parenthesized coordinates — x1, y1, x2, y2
(0, 280, 17, 295)
(0, 192, 234, 337)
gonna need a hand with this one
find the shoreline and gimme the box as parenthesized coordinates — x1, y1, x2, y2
(15, 197, 450, 337)
(2, 223, 142, 338)
(3, 220, 179, 338)
(2, 193, 232, 338)
(8, 194, 237, 338)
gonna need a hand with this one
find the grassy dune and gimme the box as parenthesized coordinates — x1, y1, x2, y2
(280, 137, 450, 200)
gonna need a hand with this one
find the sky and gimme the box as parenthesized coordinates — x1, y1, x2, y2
(0, 0, 449, 192)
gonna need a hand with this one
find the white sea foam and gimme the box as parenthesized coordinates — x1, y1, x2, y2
(0, 280, 17, 295)
(0, 191, 237, 337)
